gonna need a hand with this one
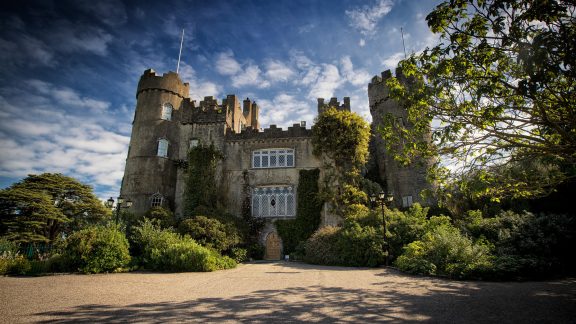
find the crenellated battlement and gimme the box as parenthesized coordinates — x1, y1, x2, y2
(317, 97, 351, 114)
(136, 69, 190, 99)
(226, 123, 311, 142)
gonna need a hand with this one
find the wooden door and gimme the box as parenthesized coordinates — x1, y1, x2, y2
(264, 232, 282, 260)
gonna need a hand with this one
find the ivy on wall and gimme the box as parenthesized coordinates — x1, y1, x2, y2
(184, 145, 223, 216)
(276, 168, 323, 254)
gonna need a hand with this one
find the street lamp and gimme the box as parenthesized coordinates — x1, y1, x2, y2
(105, 196, 133, 224)
(369, 191, 394, 266)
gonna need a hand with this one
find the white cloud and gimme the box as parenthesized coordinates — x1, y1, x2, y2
(0, 81, 130, 194)
(178, 62, 221, 101)
(264, 60, 295, 82)
(231, 64, 270, 89)
(215, 51, 242, 75)
(50, 25, 113, 56)
(308, 64, 342, 100)
(382, 52, 405, 70)
(346, 0, 394, 36)
(257, 93, 315, 128)
(340, 56, 371, 86)
(76, 0, 128, 27)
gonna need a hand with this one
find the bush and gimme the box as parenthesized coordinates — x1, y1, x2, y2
(459, 210, 576, 278)
(229, 247, 248, 263)
(178, 216, 241, 253)
(64, 225, 131, 274)
(394, 224, 493, 279)
(0, 254, 31, 275)
(305, 206, 385, 267)
(336, 221, 384, 267)
(304, 226, 341, 265)
(132, 219, 236, 272)
(144, 206, 175, 228)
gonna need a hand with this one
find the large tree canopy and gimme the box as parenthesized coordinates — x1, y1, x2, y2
(0, 173, 109, 242)
(381, 0, 575, 200)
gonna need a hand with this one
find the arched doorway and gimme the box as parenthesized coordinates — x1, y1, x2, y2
(264, 232, 282, 260)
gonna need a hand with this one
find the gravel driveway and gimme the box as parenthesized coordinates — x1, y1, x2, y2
(1, 262, 575, 323)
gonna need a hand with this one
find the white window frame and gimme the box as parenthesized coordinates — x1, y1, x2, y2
(157, 139, 169, 157)
(402, 195, 413, 208)
(252, 148, 294, 169)
(161, 103, 173, 121)
(150, 193, 164, 207)
(189, 138, 199, 149)
(252, 186, 295, 217)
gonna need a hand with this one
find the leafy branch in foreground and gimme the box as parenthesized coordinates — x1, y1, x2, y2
(380, 0, 575, 201)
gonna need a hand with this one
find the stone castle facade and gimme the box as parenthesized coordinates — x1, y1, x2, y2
(120, 68, 430, 258)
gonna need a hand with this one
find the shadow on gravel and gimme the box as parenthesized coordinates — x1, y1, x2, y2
(35, 274, 576, 323)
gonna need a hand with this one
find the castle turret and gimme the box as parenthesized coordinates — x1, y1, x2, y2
(367, 68, 432, 208)
(317, 97, 351, 114)
(120, 69, 190, 215)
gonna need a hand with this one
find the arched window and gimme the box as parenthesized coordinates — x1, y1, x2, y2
(252, 149, 294, 168)
(150, 193, 164, 207)
(161, 103, 173, 121)
(157, 139, 169, 157)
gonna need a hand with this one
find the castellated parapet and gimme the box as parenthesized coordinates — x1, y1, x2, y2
(136, 69, 190, 99)
(317, 97, 351, 114)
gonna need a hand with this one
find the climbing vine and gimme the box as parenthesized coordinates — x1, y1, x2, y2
(184, 145, 223, 216)
(311, 107, 371, 216)
(276, 168, 323, 255)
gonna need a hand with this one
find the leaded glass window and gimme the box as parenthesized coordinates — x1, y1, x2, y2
(252, 186, 295, 217)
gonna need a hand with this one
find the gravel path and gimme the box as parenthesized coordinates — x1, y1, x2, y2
(1, 262, 575, 323)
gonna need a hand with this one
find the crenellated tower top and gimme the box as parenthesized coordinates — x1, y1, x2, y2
(136, 69, 190, 99)
(317, 97, 351, 114)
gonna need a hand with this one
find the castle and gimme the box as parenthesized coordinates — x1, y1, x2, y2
(120, 68, 430, 259)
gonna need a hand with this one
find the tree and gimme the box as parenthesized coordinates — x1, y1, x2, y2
(312, 107, 371, 215)
(0, 173, 109, 242)
(381, 0, 575, 201)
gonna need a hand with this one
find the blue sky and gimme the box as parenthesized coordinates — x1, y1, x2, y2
(0, 0, 442, 199)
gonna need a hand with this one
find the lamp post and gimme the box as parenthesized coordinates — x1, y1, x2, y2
(369, 191, 394, 266)
(105, 196, 133, 224)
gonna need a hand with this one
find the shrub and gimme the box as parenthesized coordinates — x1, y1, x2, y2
(336, 221, 384, 267)
(64, 225, 131, 274)
(132, 219, 236, 272)
(178, 216, 241, 253)
(394, 224, 493, 279)
(459, 210, 576, 278)
(229, 247, 248, 263)
(304, 226, 341, 265)
(144, 207, 175, 228)
(0, 254, 31, 275)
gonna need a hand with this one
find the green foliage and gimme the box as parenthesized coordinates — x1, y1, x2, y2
(304, 226, 341, 265)
(132, 219, 236, 272)
(382, 0, 576, 201)
(395, 224, 493, 279)
(63, 225, 131, 274)
(144, 206, 175, 228)
(178, 216, 241, 253)
(0, 254, 31, 275)
(184, 145, 223, 215)
(0, 173, 109, 243)
(312, 108, 370, 217)
(458, 210, 576, 278)
(312, 108, 371, 173)
(304, 207, 384, 267)
(387, 204, 430, 262)
(229, 247, 248, 263)
(276, 169, 323, 254)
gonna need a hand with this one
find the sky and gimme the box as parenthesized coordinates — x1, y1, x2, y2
(0, 0, 443, 199)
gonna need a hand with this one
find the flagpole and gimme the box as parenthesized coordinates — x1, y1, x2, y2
(176, 29, 184, 73)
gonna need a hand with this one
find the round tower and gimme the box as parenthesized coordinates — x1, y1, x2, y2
(121, 69, 190, 215)
(368, 68, 432, 208)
